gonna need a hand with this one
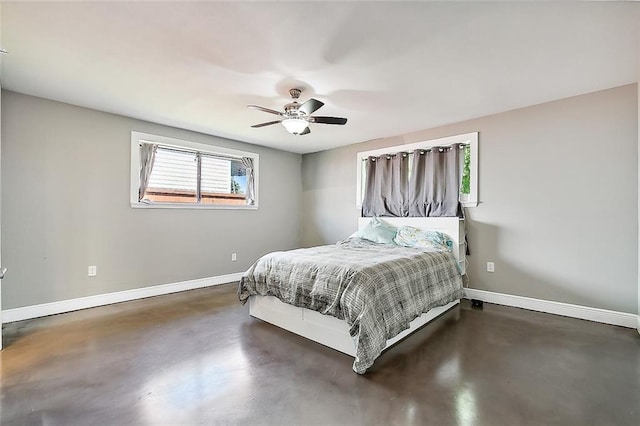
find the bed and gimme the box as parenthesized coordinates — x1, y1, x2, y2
(238, 217, 465, 374)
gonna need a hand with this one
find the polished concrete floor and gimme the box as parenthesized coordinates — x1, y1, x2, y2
(1, 283, 639, 425)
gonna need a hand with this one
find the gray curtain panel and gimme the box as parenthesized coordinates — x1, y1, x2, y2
(138, 143, 157, 201)
(408, 144, 461, 217)
(241, 157, 255, 205)
(362, 154, 408, 217)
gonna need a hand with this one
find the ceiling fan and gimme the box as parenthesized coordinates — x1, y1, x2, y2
(248, 88, 348, 135)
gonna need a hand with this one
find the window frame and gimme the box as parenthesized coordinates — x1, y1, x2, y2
(356, 132, 478, 208)
(130, 131, 259, 209)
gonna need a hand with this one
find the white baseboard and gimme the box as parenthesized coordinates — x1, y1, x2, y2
(4, 279, 637, 331)
(464, 288, 638, 329)
(2, 272, 244, 324)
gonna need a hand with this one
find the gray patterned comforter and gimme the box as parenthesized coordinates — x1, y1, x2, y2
(238, 238, 463, 374)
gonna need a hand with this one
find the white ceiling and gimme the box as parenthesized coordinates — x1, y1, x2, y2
(1, 1, 639, 154)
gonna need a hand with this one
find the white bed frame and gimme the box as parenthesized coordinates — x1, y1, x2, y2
(248, 217, 465, 357)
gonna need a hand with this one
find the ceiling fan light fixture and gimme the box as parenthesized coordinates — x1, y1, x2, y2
(282, 118, 308, 135)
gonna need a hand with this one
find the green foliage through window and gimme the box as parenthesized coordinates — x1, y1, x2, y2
(461, 145, 471, 194)
(231, 177, 240, 194)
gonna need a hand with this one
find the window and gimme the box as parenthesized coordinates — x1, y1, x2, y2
(356, 132, 478, 208)
(130, 132, 258, 209)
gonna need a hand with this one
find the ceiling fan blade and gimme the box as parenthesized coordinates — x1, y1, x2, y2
(251, 120, 281, 128)
(247, 105, 283, 116)
(300, 127, 311, 135)
(298, 98, 324, 115)
(311, 116, 348, 125)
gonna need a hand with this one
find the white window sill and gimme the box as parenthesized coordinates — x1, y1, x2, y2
(131, 202, 258, 210)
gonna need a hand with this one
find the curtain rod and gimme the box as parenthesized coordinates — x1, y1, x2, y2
(362, 143, 469, 160)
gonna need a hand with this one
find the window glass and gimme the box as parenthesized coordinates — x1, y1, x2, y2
(201, 155, 247, 205)
(145, 147, 197, 203)
(461, 145, 471, 195)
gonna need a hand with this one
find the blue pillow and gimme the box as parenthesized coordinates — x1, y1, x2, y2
(350, 217, 397, 245)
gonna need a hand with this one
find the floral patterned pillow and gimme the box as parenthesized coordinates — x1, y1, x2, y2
(393, 226, 453, 252)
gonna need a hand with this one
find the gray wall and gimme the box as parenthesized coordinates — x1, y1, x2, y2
(0, 2, 4, 345)
(1, 90, 301, 309)
(302, 84, 638, 314)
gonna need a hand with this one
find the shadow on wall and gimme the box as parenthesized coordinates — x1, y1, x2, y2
(301, 189, 360, 248)
(300, 190, 332, 248)
(465, 220, 630, 312)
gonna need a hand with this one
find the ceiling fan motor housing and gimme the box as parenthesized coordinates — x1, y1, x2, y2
(284, 89, 304, 117)
(284, 102, 303, 117)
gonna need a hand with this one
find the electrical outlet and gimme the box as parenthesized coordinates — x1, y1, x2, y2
(88, 265, 97, 277)
(486, 262, 495, 273)
(231, 253, 237, 262)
